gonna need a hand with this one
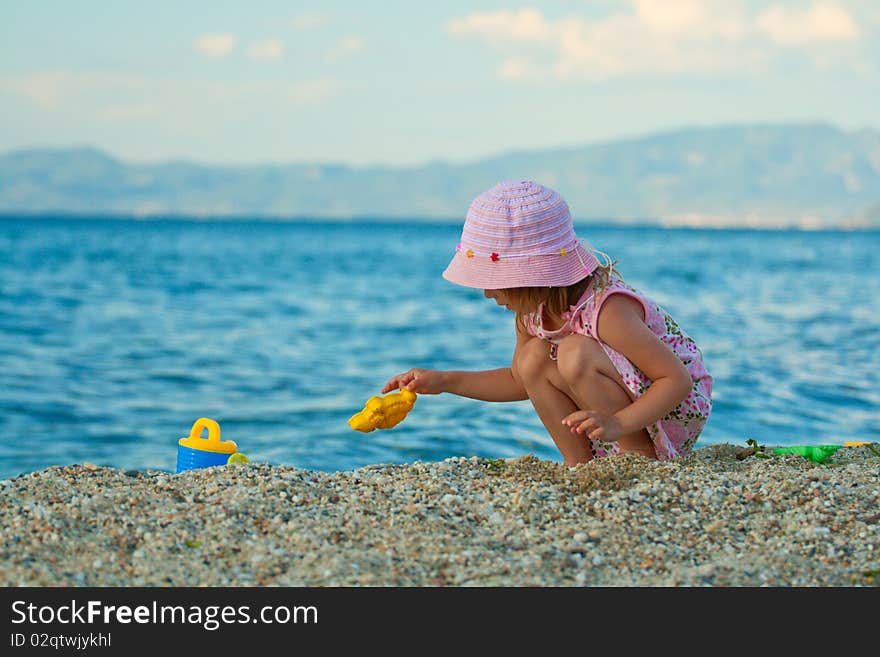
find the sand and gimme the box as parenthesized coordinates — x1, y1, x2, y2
(1, 443, 878, 586)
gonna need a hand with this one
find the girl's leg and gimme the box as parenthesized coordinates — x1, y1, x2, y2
(555, 335, 656, 459)
(513, 337, 594, 465)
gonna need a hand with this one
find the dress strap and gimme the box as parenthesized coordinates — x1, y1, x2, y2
(569, 285, 595, 316)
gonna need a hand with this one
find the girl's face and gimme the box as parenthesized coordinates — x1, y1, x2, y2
(484, 289, 521, 312)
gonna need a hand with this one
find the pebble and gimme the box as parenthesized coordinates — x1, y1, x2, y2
(0, 444, 877, 586)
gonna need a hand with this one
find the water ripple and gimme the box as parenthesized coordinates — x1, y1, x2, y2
(1, 218, 878, 478)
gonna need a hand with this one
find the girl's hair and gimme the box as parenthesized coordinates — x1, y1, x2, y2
(510, 259, 621, 331)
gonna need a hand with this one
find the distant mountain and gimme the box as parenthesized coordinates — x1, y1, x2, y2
(1, 122, 878, 228)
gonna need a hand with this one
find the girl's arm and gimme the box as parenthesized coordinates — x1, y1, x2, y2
(573, 294, 692, 437)
(439, 368, 528, 402)
(382, 367, 527, 402)
(381, 318, 531, 402)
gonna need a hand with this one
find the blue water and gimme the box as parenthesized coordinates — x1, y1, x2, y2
(1, 217, 878, 479)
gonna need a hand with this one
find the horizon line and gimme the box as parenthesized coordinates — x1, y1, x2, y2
(1, 211, 876, 233)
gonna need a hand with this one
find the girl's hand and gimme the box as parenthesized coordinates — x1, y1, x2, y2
(381, 369, 447, 395)
(562, 410, 625, 442)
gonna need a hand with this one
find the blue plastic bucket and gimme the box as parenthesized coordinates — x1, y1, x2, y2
(176, 444, 231, 473)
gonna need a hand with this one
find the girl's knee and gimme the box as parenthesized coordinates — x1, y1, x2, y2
(555, 335, 606, 384)
(513, 337, 553, 384)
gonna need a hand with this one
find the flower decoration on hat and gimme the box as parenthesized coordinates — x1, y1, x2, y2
(466, 249, 474, 258)
(490, 252, 500, 262)
(559, 248, 567, 256)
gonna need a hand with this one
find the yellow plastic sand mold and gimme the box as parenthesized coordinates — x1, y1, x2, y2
(348, 389, 417, 432)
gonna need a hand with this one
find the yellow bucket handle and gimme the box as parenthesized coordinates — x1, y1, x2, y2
(179, 417, 237, 453)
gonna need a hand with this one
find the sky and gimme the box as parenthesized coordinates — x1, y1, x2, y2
(1, 0, 879, 167)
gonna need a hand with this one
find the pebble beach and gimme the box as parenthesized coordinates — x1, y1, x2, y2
(1, 443, 878, 587)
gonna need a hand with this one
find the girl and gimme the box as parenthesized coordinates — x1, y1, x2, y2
(382, 180, 713, 465)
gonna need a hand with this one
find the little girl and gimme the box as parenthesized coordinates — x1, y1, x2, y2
(382, 180, 713, 465)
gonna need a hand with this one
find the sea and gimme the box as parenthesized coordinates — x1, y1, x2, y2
(0, 216, 877, 479)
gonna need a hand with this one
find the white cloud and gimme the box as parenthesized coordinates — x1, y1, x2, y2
(497, 58, 539, 80)
(633, 0, 703, 33)
(756, 2, 859, 46)
(0, 71, 148, 111)
(447, 8, 552, 43)
(325, 36, 364, 61)
(0, 70, 338, 120)
(447, 1, 866, 81)
(99, 104, 159, 121)
(631, 0, 744, 37)
(248, 39, 284, 61)
(194, 33, 237, 58)
(284, 79, 337, 105)
(291, 12, 328, 31)
(2, 70, 67, 110)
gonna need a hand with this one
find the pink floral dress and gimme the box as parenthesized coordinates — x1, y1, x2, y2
(522, 276, 713, 460)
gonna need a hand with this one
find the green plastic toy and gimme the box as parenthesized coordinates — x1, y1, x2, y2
(772, 445, 843, 464)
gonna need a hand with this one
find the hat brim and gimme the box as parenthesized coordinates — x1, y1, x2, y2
(442, 242, 599, 289)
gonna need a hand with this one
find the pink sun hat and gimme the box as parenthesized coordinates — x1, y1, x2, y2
(442, 180, 600, 289)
